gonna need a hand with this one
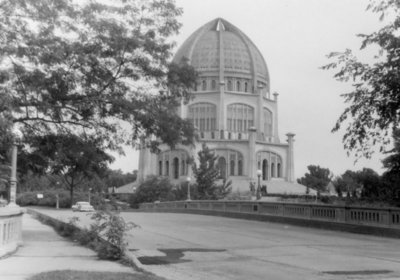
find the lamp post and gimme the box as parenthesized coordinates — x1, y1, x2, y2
(8, 127, 22, 208)
(186, 176, 191, 201)
(256, 169, 262, 200)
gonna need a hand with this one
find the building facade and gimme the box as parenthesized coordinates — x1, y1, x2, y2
(136, 18, 305, 193)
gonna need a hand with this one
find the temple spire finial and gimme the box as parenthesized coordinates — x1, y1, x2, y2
(216, 19, 225, 31)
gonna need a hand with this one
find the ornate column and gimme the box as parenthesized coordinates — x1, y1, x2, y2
(286, 133, 295, 183)
(248, 127, 257, 179)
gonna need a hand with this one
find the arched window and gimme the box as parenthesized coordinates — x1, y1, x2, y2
(238, 159, 243, 176)
(262, 159, 268, 180)
(257, 151, 283, 180)
(218, 157, 227, 179)
(158, 161, 163, 176)
(202, 80, 207, 91)
(244, 82, 248, 92)
(236, 81, 241, 91)
(227, 104, 254, 132)
(230, 160, 235, 176)
(227, 80, 232, 91)
(263, 108, 273, 136)
(188, 103, 216, 131)
(173, 157, 179, 179)
(211, 80, 216, 90)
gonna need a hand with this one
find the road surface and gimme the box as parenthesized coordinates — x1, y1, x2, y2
(35, 209, 400, 280)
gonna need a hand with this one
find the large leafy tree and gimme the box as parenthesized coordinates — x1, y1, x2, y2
(20, 134, 114, 204)
(381, 129, 400, 200)
(0, 0, 197, 153)
(322, 0, 400, 157)
(297, 165, 332, 192)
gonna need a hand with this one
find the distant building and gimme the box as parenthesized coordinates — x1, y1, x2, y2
(137, 18, 307, 194)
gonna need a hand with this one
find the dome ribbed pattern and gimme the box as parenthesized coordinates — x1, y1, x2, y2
(173, 18, 269, 86)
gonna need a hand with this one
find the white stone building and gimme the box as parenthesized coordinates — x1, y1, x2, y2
(136, 18, 307, 194)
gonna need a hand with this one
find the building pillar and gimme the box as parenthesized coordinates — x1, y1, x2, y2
(219, 81, 225, 132)
(286, 133, 295, 183)
(273, 92, 279, 143)
(257, 85, 264, 135)
(248, 127, 257, 179)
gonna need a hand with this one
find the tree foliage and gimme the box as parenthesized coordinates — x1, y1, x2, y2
(322, 0, 400, 157)
(129, 175, 183, 207)
(297, 165, 332, 192)
(0, 0, 197, 152)
(192, 143, 223, 199)
(19, 133, 114, 204)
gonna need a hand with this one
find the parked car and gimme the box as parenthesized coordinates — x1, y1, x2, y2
(71, 201, 95, 212)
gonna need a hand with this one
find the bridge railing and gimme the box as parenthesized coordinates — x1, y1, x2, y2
(140, 200, 400, 229)
(0, 207, 24, 257)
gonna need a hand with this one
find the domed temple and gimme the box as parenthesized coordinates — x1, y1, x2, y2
(136, 18, 307, 194)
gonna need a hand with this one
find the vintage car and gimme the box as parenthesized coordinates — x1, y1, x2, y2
(71, 201, 95, 212)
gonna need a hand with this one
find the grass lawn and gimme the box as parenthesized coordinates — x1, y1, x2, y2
(28, 270, 166, 280)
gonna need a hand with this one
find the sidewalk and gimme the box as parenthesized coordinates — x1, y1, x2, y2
(0, 212, 135, 280)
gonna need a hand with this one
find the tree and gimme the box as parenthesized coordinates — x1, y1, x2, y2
(0, 0, 197, 153)
(322, 1, 400, 158)
(381, 129, 400, 201)
(333, 168, 382, 199)
(129, 175, 175, 208)
(382, 129, 400, 173)
(104, 169, 137, 190)
(21, 134, 114, 204)
(356, 168, 382, 198)
(297, 165, 332, 192)
(192, 143, 220, 199)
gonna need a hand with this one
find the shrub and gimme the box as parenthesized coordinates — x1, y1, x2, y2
(17, 192, 39, 206)
(90, 211, 138, 260)
(129, 176, 175, 208)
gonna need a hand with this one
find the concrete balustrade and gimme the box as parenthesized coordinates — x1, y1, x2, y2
(0, 207, 24, 257)
(140, 201, 400, 233)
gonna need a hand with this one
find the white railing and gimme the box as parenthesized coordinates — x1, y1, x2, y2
(140, 200, 400, 229)
(0, 207, 23, 257)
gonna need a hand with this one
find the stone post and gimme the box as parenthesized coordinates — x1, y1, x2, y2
(8, 145, 18, 206)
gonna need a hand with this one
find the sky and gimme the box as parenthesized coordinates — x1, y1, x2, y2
(110, 0, 388, 178)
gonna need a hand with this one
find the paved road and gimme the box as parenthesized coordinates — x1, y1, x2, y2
(36, 209, 400, 280)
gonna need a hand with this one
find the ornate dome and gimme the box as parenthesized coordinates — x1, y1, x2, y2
(173, 18, 270, 90)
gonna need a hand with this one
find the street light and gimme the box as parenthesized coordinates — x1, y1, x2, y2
(8, 127, 22, 208)
(186, 176, 191, 201)
(256, 169, 262, 200)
